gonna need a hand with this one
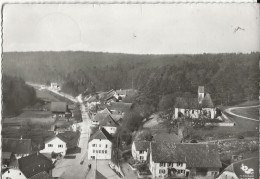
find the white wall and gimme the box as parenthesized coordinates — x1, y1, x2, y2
(103, 126, 117, 135)
(88, 139, 112, 160)
(2, 168, 27, 179)
(40, 137, 67, 156)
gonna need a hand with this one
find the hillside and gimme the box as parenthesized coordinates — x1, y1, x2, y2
(3, 51, 259, 106)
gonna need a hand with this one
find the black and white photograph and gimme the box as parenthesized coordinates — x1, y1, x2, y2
(1, 3, 259, 179)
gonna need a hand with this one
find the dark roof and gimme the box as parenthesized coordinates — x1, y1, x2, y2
(224, 157, 258, 179)
(18, 153, 54, 178)
(92, 113, 109, 122)
(110, 114, 123, 123)
(2, 152, 12, 159)
(89, 128, 112, 142)
(175, 97, 200, 109)
(85, 95, 99, 103)
(44, 131, 80, 149)
(28, 171, 53, 179)
(99, 115, 119, 127)
(99, 108, 112, 115)
(151, 143, 222, 168)
(96, 170, 107, 179)
(107, 102, 133, 112)
(2, 138, 32, 154)
(50, 102, 67, 113)
(134, 141, 150, 151)
(153, 133, 181, 143)
(198, 86, 205, 93)
(201, 93, 214, 108)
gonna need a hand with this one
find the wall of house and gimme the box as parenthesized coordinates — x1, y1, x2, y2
(88, 139, 112, 160)
(175, 108, 200, 119)
(14, 153, 29, 159)
(131, 144, 148, 161)
(153, 162, 187, 178)
(202, 108, 216, 119)
(2, 168, 27, 179)
(103, 126, 117, 135)
(40, 137, 67, 156)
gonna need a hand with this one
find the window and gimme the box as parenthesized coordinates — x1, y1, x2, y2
(19, 173, 21, 175)
(102, 150, 104, 153)
(58, 145, 63, 148)
(168, 163, 173, 167)
(159, 163, 165, 167)
(105, 144, 108, 148)
(99, 144, 101, 147)
(177, 162, 183, 167)
(99, 150, 101, 153)
(92, 144, 95, 147)
(140, 156, 144, 160)
(105, 150, 107, 154)
(93, 150, 95, 153)
(139, 151, 144, 154)
(159, 169, 165, 174)
(48, 144, 53, 147)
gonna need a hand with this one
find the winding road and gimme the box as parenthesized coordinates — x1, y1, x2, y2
(225, 105, 259, 122)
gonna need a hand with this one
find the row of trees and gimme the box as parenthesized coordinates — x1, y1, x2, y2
(2, 75, 37, 117)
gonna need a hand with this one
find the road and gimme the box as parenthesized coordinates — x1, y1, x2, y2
(225, 105, 259, 122)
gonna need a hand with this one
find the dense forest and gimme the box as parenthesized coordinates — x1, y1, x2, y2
(2, 75, 37, 117)
(3, 51, 259, 110)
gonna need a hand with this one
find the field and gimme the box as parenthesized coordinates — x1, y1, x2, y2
(231, 107, 258, 120)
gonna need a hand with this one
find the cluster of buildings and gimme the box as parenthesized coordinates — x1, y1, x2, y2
(2, 101, 80, 179)
(84, 89, 136, 160)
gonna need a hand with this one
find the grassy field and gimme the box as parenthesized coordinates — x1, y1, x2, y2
(232, 107, 258, 120)
(36, 89, 60, 101)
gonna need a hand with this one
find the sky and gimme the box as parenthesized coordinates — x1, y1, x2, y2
(3, 4, 260, 54)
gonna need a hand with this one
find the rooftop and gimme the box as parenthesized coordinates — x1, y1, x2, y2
(153, 133, 181, 143)
(133, 141, 150, 151)
(151, 142, 222, 168)
(107, 102, 133, 112)
(175, 97, 200, 109)
(99, 115, 119, 127)
(201, 93, 214, 108)
(89, 128, 112, 142)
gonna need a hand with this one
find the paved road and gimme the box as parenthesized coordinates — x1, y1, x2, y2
(52, 97, 92, 179)
(225, 105, 259, 122)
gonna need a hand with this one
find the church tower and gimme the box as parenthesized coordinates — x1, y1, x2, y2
(198, 86, 205, 104)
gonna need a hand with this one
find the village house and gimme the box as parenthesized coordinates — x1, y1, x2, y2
(50, 101, 71, 118)
(107, 102, 133, 115)
(84, 95, 101, 111)
(217, 157, 258, 179)
(88, 128, 113, 160)
(174, 86, 216, 119)
(90, 113, 109, 126)
(2, 138, 33, 159)
(99, 114, 119, 135)
(1, 152, 54, 179)
(132, 141, 150, 161)
(50, 82, 60, 91)
(149, 142, 222, 179)
(40, 131, 80, 156)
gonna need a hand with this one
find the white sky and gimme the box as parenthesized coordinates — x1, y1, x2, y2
(3, 4, 260, 54)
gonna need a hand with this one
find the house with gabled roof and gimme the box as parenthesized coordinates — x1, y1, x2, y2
(99, 114, 119, 135)
(91, 113, 109, 126)
(88, 128, 113, 160)
(40, 131, 80, 156)
(132, 141, 150, 161)
(2, 138, 33, 159)
(149, 142, 222, 179)
(217, 157, 258, 179)
(107, 102, 133, 115)
(50, 102, 71, 118)
(2, 152, 54, 179)
(174, 86, 216, 119)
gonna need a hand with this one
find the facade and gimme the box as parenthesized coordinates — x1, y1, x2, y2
(217, 157, 258, 179)
(2, 138, 33, 159)
(149, 142, 222, 179)
(88, 128, 112, 160)
(2, 153, 54, 179)
(40, 135, 67, 156)
(50, 102, 70, 118)
(132, 141, 149, 161)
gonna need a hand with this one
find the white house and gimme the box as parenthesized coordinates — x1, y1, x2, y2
(50, 83, 60, 91)
(99, 114, 119, 135)
(149, 142, 222, 179)
(174, 86, 216, 119)
(217, 157, 258, 179)
(88, 128, 113, 160)
(132, 141, 149, 161)
(2, 153, 54, 179)
(40, 134, 67, 156)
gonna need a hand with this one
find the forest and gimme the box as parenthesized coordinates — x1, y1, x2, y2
(3, 51, 259, 111)
(2, 75, 37, 117)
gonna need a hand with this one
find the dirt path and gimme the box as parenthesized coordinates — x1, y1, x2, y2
(225, 105, 259, 122)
